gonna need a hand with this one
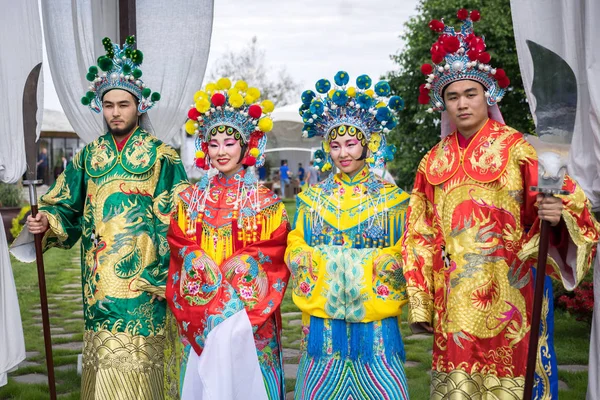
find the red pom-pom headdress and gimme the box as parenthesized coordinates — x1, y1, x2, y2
(418, 9, 509, 112)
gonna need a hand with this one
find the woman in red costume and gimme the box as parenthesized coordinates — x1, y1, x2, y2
(165, 78, 290, 400)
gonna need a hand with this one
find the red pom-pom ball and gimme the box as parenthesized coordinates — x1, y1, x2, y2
(188, 108, 201, 120)
(470, 10, 481, 22)
(242, 156, 257, 166)
(442, 36, 461, 53)
(498, 77, 511, 88)
(421, 63, 433, 75)
(478, 52, 491, 64)
(495, 68, 507, 79)
(195, 158, 205, 168)
(248, 104, 262, 119)
(418, 93, 431, 105)
(467, 50, 479, 61)
(432, 51, 445, 64)
(419, 83, 430, 94)
(211, 93, 226, 107)
(457, 8, 469, 20)
(429, 19, 445, 32)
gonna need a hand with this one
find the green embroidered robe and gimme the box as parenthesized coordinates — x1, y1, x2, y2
(39, 128, 188, 400)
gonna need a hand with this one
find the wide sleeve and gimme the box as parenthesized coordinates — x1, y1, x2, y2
(517, 141, 600, 290)
(38, 149, 87, 250)
(220, 203, 290, 328)
(166, 207, 245, 356)
(401, 157, 443, 325)
(136, 146, 189, 297)
(286, 194, 408, 323)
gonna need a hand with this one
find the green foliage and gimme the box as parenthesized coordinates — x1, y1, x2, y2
(386, 0, 535, 190)
(0, 182, 23, 207)
(10, 204, 31, 239)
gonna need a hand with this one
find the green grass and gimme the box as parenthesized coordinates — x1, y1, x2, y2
(2, 245, 83, 400)
(282, 198, 297, 223)
(3, 231, 593, 399)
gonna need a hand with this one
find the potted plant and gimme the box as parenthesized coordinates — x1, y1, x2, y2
(0, 181, 25, 241)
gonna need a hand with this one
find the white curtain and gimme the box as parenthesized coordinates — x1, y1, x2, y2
(41, 0, 214, 144)
(510, 2, 600, 399)
(0, 0, 44, 182)
(0, 0, 42, 385)
(510, 0, 600, 209)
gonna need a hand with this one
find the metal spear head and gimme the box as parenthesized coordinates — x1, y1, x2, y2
(23, 62, 43, 182)
(525, 40, 577, 193)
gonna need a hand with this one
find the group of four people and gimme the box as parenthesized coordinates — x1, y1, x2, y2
(25, 8, 599, 400)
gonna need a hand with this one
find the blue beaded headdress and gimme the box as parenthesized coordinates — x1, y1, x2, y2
(81, 36, 160, 114)
(184, 78, 275, 169)
(418, 9, 510, 112)
(299, 71, 403, 171)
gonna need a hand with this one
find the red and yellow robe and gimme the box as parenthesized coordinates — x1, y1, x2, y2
(165, 169, 290, 400)
(402, 119, 599, 399)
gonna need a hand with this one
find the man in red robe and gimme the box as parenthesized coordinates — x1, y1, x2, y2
(403, 8, 600, 399)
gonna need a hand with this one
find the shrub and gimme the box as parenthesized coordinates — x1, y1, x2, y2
(11, 205, 31, 239)
(557, 281, 594, 323)
(0, 182, 23, 207)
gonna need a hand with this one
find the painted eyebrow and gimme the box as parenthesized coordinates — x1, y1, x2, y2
(102, 100, 131, 105)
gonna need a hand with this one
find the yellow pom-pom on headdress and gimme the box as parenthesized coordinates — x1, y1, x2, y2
(245, 87, 261, 104)
(217, 78, 232, 90)
(229, 92, 244, 108)
(234, 80, 248, 91)
(249, 148, 260, 158)
(185, 120, 197, 135)
(196, 98, 211, 113)
(261, 100, 275, 113)
(258, 117, 273, 132)
(195, 150, 205, 159)
(194, 90, 208, 101)
(205, 83, 217, 94)
(247, 87, 260, 99)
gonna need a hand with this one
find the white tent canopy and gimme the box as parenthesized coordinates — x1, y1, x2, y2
(42, 109, 75, 133)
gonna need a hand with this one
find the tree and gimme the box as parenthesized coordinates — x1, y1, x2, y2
(386, 0, 534, 190)
(209, 36, 301, 106)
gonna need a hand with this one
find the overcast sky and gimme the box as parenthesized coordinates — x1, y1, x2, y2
(43, 0, 420, 111)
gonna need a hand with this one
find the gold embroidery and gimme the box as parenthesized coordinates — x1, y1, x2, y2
(81, 329, 165, 400)
(125, 135, 154, 168)
(431, 369, 525, 400)
(468, 128, 513, 176)
(429, 138, 456, 177)
(88, 138, 117, 172)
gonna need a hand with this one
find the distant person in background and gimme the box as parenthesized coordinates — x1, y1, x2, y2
(279, 159, 290, 198)
(36, 147, 48, 183)
(258, 164, 267, 181)
(298, 163, 305, 185)
(305, 160, 319, 186)
(54, 156, 69, 179)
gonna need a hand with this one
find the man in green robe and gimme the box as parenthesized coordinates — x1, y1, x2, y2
(26, 37, 188, 399)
